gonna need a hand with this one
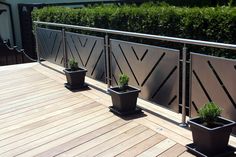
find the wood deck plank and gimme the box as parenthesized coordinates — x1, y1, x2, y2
(137, 138, 176, 157)
(34, 120, 131, 157)
(0, 86, 68, 107)
(61, 124, 145, 157)
(76, 125, 148, 157)
(94, 129, 157, 157)
(0, 78, 55, 94)
(0, 93, 84, 121)
(0, 79, 59, 100)
(0, 96, 88, 129)
(0, 103, 104, 144)
(135, 118, 192, 145)
(0, 62, 234, 157)
(116, 133, 166, 157)
(1, 113, 118, 156)
(0, 101, 100, 145)
(0, 89, 70, 115)
(0, 104, 106, 154)
(0, 73, 47, 88)
(158, 144, 187, 157)
(0, 84, 63, 103)
(0, 97, 91, 135)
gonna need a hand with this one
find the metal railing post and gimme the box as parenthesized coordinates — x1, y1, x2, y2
(180, 44, 188, 127)
(35, 24, 40, 63)
(62, 28, 68, 68)
(105, 33, 111, 89)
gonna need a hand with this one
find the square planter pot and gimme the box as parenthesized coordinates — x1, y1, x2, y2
(108, 85, 141, 114)
(63, 67, 87, 89)
(188, 117, 236, 156)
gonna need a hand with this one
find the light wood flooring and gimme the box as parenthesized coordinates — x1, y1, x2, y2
(0, 62, 235, 157)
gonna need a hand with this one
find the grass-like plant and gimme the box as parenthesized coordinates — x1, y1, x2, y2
(69, 59, 79, 71)
(119, 73, 129, 90)
(198, 102, 222, 126)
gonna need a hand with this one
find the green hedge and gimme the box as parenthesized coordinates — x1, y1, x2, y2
(32, 4, 236, 57)
(149, 0, 235, 7)
(32, 4, 236, 43)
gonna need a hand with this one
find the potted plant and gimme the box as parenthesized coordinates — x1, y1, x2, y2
(187, 102, 236, 156)
(108, 74, 142, 115)
(63, 59, 87, 90)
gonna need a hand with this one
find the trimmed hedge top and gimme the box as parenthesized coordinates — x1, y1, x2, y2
(147, 0, 235, 7)
(32, 4, 236, 45)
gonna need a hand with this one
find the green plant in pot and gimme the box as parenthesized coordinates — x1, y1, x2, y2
(63, 59, 87, 90)
(188, 102, 236, 156)
(198, 102, 222, 128)
(69, 59, 79, 71)
(108, 73, 141, 115)
(118, 74, 129, 90)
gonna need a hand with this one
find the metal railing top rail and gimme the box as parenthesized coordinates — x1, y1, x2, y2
(34, 21, 236, 51)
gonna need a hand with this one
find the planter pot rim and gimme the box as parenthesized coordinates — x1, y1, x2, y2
(63, 68, 87, 73)
(108, 85, 141, 95)
(188, 116, 236, 131)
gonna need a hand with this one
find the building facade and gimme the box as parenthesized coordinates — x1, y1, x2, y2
(0, 0, 116, 48)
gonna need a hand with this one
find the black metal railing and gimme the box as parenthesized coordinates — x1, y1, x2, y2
(34, 21, 236, 127)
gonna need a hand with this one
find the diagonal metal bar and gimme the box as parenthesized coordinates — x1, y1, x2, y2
(118, 44, 140, 86)
(207, 61, 236, 109)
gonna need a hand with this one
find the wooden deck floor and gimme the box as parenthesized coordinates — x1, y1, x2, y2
(0, 62, 235, 157)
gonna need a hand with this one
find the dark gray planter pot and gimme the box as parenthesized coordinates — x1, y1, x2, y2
(188, 117, 236, 156)
(63, 67, 87, 89)
(108, 85, 141, 114)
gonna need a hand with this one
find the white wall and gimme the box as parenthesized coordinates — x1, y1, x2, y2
(0, 0, 116, 48)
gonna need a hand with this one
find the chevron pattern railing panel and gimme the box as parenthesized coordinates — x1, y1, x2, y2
(110, 39, 180, 112)
(37, 28, 64, 66)
(190, 53, 236, 124)
(65, 32, 105, 82)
